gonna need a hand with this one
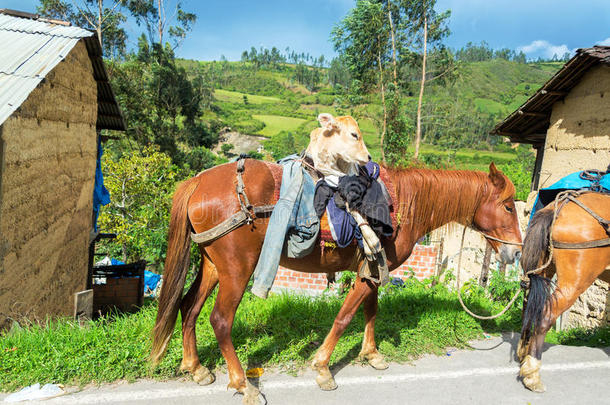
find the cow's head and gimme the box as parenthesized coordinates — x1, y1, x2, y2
(307, 113, 371, 176)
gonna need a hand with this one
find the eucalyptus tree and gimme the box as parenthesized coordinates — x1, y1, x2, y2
(332, 0, 391, 160)
(37, 0, 128, 58)
(396, 0, 450, 158)
(127, 0, 196, 49)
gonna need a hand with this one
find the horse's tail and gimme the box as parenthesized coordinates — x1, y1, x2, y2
(150, 176, 199, 366)
(521, 209, 554, 337)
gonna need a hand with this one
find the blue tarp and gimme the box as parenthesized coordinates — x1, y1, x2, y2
(144, 270, 161, 293)
(93, 138, 110, 231)
(530, 170, 610, 222)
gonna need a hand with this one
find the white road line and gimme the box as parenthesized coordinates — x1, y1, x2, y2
(43, 361, 610, 404)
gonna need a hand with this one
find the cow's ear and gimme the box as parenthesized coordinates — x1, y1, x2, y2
(318, 113, 338, 135)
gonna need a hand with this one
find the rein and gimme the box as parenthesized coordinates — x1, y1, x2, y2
(455, 226, 523, 320)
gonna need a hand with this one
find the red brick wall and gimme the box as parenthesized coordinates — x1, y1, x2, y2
(272, 244, 438, 294)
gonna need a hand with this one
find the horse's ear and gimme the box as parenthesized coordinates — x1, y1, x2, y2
(318, 113, 338, 135)
(488, 162, 506, 188)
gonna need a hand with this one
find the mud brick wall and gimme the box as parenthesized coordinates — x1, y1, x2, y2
(0, 41, 98, 327)
(272, 244, 438, 294)
(538, 65, 610, 329)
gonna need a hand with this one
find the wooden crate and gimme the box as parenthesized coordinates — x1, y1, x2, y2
(92, 261, 145, 316)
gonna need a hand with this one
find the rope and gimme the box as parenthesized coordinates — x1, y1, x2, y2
(454, 189, 589, 320)
(477, 232, 523, 246)
(455, 226, 522, 320)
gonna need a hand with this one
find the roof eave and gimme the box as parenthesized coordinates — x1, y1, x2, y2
(491, 46, 610, 144)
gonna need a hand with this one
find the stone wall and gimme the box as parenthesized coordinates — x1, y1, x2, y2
(0, 41, 98, 327)
(538, 64, 610, 328)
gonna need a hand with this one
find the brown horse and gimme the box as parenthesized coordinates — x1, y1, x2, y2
(150, 159, 522, 404)
(517, 192, 610, 393)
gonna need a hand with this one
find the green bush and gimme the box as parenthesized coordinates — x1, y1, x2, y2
(500, 146, 535, 200)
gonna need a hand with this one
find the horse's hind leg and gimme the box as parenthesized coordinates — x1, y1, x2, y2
(521, 250, 609, 392)
(209, 263, 260, 404)
(179, 250, 218, 384)
(357, 286, 388, 370)
(312, 276, 376, 390)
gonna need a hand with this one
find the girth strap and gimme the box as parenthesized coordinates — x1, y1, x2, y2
(552, 238, 610, 249)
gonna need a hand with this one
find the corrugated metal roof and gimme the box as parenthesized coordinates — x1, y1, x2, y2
(492, 46, 610, 145)
(0, 11, 125, 131)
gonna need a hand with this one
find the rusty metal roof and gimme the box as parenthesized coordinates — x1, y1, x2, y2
(492, 46, 610, 145)
(0, 9, 125, 131)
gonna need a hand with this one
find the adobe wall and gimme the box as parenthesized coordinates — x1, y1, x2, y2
(539, 65, 610, 188)
(538, 64, 610, 328)
(0, 41, 98, 328)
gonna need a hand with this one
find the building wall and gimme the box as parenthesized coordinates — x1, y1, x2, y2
(0, 41, 98, 327)
(538, 64, 610, 328)
(539, 65, 610, 188)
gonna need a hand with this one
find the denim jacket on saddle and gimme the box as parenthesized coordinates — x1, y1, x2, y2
(251, 155, 319, 298)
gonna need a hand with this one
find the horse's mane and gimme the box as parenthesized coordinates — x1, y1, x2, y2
(385, 166, 515, 233)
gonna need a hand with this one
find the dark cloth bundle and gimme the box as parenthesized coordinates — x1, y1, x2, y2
(313, 161, 394, 245)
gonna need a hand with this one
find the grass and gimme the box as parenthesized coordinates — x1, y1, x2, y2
(214, 89, 280, 104)
(1, 278, 608, 393)
(546, 326, 610, 347)
(0, 280, 522, 392)
(253, 114, 308, 137)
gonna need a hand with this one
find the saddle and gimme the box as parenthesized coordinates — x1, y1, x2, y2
(264, 160, 398, 246)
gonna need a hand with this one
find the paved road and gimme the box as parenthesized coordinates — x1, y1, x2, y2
(4, 332, 609, 405)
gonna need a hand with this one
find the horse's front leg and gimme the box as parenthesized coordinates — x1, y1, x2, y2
(357, 286, 388, 370)
(312, 276, 376, 390)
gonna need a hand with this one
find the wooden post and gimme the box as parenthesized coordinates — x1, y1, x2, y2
(74, 289, 93, 322)
(498, 261, 507, 276)
(479, 244, 492, 287)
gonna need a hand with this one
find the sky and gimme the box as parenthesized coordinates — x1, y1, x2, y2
(3, 0, 610, 61)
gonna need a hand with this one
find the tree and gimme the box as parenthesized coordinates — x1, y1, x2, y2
(127, 0, 196, 49)
(397, 0, 450, 159)
(332, 0, 391, 160)
(109, 38, 216, 168)
(98, 146, 183, 266)
(38, 0, 128, 58)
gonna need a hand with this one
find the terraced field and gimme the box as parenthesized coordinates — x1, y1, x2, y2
(214, 89, 280, 104)
(253, 114, 308, 137)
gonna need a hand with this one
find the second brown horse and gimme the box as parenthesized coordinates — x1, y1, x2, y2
(150, 159, 522, 404)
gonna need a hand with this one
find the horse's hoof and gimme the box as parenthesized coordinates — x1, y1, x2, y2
(315, 367, 338, 391)
(358, 352, 389, 370)
(523, 376, 546, 393)
(368, 353, 389, 370)
(192, 366, 215, 385)
(241, 381, 261, 405)
(520, 355, 545, 393)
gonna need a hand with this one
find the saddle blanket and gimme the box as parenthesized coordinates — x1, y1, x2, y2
(530, 169, 610, 223)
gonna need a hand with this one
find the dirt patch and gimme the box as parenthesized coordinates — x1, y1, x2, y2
(213, 131, 267, 155)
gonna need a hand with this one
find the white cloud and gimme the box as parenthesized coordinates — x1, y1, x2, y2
(597, 37, 610, 46)
(517, 40, 574, 59)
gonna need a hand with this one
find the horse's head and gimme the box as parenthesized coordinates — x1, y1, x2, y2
(307, 113, 371, 176)
(472, 163, 523, 264)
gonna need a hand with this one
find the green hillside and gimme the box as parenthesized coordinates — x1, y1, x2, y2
(179, 58, 560, 175)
